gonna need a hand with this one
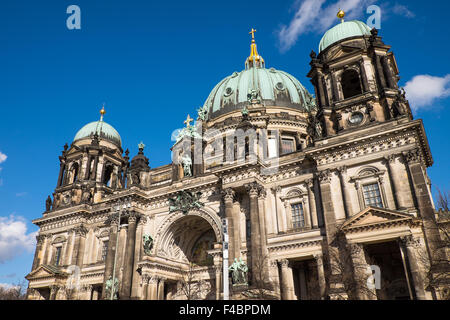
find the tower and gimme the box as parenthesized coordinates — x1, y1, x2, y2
(48, 107, 128, 212)
(307, 11, 413, 138)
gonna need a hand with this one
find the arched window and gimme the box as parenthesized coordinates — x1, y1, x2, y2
(103, 165, 114, 187)
(341, 69, 362, 99)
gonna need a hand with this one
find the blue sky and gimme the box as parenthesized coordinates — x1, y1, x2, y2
(0, 0, 449, 286)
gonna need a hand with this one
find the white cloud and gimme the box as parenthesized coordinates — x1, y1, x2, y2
(391, 4, 415, 18)
(0, 152, 6, 164)
(277, 0, 416, 52)
(404, 74, 450, 111)
(0, 215, 36, 264)
(278, 0, 375, 52)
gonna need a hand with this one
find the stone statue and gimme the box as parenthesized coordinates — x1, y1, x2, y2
(181, 154, 192, 177)
(168, 190, 204, 214)
(241, 106, 249, 119)
(81, 187, 92, 203)
(247, 88, 260, 104)
(143, 234, 153, 255)
(197, 106, 208, 121)
(45, 195, 52, 212)
(105, 276, 119, 300)
(229, 258, 248, 285)
(315, 121, 323, 138)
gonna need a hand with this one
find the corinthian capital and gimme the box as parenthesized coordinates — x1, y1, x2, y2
(74, 225, 88, 237)
(221, 188, 235, 202)
(317, 169, 331, 184)
(245, 182, 262, 197)
(400, 235, 419, 248)
(402, 149, 421, 164)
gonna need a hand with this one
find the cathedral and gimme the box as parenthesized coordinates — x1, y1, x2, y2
(25, 12, 449, 300)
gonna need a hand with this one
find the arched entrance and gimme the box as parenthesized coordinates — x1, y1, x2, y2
(151, 209, 222, 300)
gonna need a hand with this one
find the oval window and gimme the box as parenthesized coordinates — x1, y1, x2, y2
(348, 112, 364, 125)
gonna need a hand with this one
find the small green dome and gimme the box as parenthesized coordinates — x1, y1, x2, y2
(319, 20, 371, 53)
(203, 67, 316, 120)
(74, 120, 121, 147)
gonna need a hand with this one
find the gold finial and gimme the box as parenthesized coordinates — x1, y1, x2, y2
(246, 28, 264, 69)
(337, 9, 345, 23)
(249, 28, 257, 42)
(100, 103, 106, 121)
(184, 114, 193, 127)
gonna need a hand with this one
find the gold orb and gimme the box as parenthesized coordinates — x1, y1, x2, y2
(100, 107, 106, 115)
(337, 9, 345, 19)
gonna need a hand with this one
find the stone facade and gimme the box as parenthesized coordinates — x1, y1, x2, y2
(26, 25, 448, 300)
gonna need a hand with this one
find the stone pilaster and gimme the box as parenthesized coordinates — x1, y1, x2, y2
(383, 155, 399, 210)
(336, 166, 350, 219)
(75, 225, 88, 268)
(141, 274, 150, 300)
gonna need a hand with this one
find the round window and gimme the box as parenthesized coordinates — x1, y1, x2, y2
(348, 112, 364, 125)
(275, 82, 285, 91)
(224, 87, 233, 97)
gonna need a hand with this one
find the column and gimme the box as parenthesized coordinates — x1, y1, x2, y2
(349, 243, 376, 300)
(330, 70, 340, 103)
(147, 276, 159, 300)
(399, 235, 426, 300)
(41, 235, 51, 266)
(316, 73, 327, 107)
(57, 162, 65, 187)
(214, 265, 222, 300)
(359, 59, 370, 92)
(305, 179, 318, 228)
(245, 182, 262, 284)
(373, 53, 387, 89)
(279, 259, 294, 300)
(313, 253, 326, 300)
(102, 217, 119, 299)
(49, 285, 59, 300)
(141, 274, 149, 300)
(318, 170, 337, 236)
(121, 212, 138, 299)
(131, 216, 146, 299)
(222, 188, 236, 262)
(381, 56, 397, 89)
(157, 278, 165, 300)
(32, 235, 45, 270)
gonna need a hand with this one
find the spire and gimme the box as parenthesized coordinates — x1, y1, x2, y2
(100, 103, 106, 121)
(337, 9, 345, 23)
(245, 28, 265, 69)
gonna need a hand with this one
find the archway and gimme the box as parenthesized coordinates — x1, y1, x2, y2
(152, 209, 222, 300)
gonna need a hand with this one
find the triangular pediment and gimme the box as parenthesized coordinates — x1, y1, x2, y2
(326, 45, 361, 61)
(26, 265, 67, 280)
(341, 206, 414, 232)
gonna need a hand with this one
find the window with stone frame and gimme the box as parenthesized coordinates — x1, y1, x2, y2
(54, 246, 62, 266)
(350, 167, 388, 212)
(341, 69, 363, 99)
(362, 183, 383, 208)
(291, 203, 305, 229)
(268, 137, 278, 158)
(281, 137, 296, 155)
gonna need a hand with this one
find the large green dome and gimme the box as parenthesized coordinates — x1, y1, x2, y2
(203, 67, 316, 120)
(319, 20, 371, 53)
(73, 120, 121, 147)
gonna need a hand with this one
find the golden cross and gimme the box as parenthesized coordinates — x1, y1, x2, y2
(249, 28, 257, 40)
(184, 114, 193, 127)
